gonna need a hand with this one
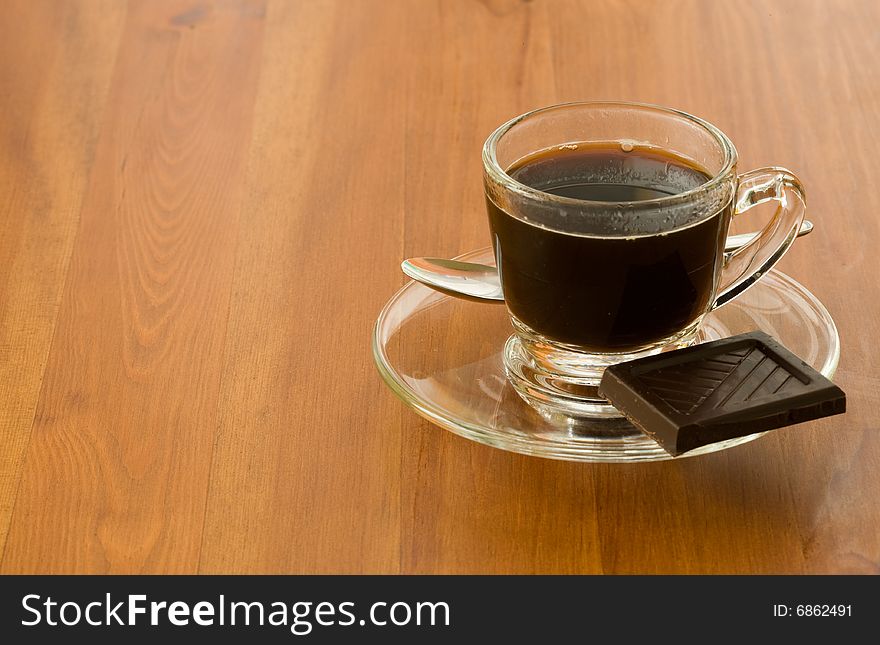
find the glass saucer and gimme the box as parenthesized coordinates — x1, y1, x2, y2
(373, 248, 840, 463)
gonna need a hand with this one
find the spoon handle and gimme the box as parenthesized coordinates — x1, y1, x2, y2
(725, 219, 812, 252)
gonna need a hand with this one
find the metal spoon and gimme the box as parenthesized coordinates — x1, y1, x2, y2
(401, 219, 814, 303)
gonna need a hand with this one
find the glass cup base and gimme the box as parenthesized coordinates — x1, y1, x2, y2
(502, 321, 702, 421)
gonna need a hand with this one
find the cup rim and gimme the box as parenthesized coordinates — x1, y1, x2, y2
(482, 101, 738, 210)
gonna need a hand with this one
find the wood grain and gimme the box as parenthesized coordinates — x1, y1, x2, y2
(198, 0, 406, 573)
(0, 0, 877, 574)
(0, 0, 126, 557)
(1, 0, 266, 573)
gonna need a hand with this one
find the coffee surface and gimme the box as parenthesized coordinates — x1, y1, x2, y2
(487, 143, 730, 350)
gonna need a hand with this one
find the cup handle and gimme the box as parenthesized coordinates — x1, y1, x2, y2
(712, 167, 806, 309)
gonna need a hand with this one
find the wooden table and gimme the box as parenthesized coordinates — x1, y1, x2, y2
(1, 0, 877, 574)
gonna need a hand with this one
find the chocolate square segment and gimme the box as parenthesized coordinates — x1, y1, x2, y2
(597, 331, 846, 456)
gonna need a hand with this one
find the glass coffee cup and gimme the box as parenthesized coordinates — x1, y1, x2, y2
(482, 102, 806, 418)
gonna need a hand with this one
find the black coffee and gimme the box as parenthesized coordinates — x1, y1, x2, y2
(487, 143, 731, 351)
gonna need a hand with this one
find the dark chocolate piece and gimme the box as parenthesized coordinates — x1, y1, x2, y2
(598, 331, 846, 456)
